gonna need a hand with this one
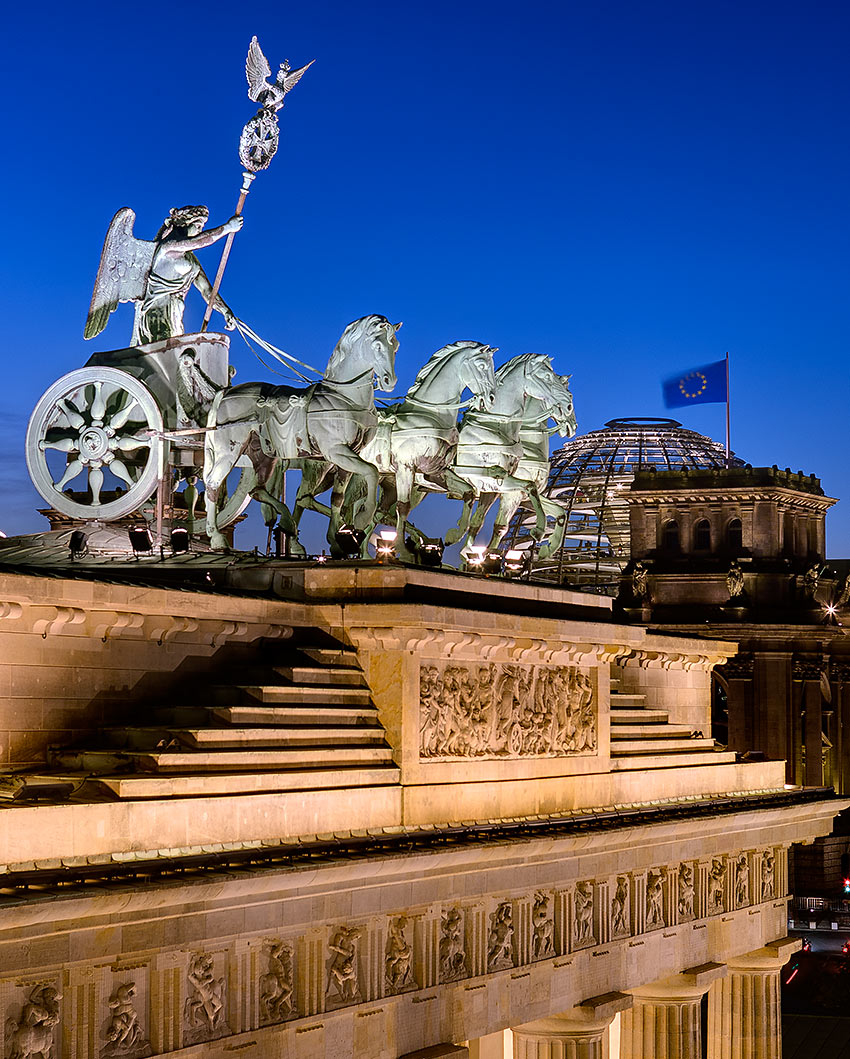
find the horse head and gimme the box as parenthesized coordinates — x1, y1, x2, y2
(328, 314, 400, 392)
(545, 372, 577, 438)
(463, 343, 498, 410)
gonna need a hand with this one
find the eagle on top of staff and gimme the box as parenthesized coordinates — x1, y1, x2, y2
(246, 36, 315, 113)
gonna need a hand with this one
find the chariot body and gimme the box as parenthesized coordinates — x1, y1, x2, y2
(25, 332, 250, 534)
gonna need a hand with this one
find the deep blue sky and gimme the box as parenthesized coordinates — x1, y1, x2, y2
(1, 1, 848, 551)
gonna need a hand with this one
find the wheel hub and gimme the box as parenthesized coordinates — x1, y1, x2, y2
(79, 425, 109, 461)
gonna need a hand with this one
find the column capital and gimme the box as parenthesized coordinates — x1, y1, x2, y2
(629, 962, 726, 1002)
(516, 993, 631, 1036)
(728, 935, 800, 972)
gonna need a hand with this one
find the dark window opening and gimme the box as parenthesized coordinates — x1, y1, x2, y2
(727, 518, 743, 554)
(663, 519, 680, 552)
(694, 519, 711, 551)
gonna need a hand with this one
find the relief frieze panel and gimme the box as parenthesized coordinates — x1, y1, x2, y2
(420, 661, 596, 760)
(259, 940, 294, 1026)
(439, 907, 468, 983)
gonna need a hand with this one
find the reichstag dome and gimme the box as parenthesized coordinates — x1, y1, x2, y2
(507, 416, 745, 588)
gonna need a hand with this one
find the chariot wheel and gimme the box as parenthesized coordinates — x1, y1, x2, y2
(508, 722, 524, 756)
(26, 367, 164, 522)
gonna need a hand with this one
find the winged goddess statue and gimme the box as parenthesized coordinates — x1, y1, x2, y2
(246, 37, 314, 113)
(84, 205, 243, 345)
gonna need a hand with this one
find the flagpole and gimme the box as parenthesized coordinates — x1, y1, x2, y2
(725, 351, 731, 466)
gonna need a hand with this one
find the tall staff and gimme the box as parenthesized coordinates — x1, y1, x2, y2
(201, 37, 314, 332)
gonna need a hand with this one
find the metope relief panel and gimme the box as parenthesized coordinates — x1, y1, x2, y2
(420, 661, 596, 759)
(531, 891, 555, 961)
(259, 940, 294, 1027)
(101, 978, 152, 1058)
(611, 875, 631, 939)
(3, 982, 63, 1059)
(439, 907, 468, 983)
(385, 917, 417, 995)
(325, 926, 363, 1010)
(183, 951, 230, 1046)
(678, 862, 695, 922)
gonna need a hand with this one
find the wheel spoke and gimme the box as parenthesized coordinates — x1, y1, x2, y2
(88, 465, 104, 505)
(54, 458, 86, 491)
(56, 399, 85, 431)
(109, 396, 140, 432)
(39, 437, 80, 454)
(106, 457, 136, 488)
(113, 434, 152, 452)
(91, 382, 107, 421)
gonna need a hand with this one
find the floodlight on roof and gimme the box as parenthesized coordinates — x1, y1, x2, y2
(336, 524, 366, 558)
(69, 529, 88, 559)
(171, 527, 190, 554)
(129, 525, 153, 557)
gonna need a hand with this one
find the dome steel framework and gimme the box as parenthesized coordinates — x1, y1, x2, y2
(505, 417, 745, 588)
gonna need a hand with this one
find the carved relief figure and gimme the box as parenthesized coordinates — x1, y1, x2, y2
(709, 859, 727, 913)
(385, 917, 414, 993)
(184, 953, 226, 1040)
(259, 941, 294, 1025)
(439, 908, 467, 982)
(487, 902, 514, 970)
(5, 985, 62, 1059)
(420, 661, 596, 760)
(573, 882, 594, 946)
(678, 863, 695, 920)
(532, 892, 555, 959)
(646, 871, 664, 929)
(102, 982, 150, 1057)
(735, 854, 750, 907)
(762, 850, 775, 900)
(326, 927, 362, 1004)
(611, 875, 630, 936)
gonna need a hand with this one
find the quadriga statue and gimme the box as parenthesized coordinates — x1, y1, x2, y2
(84, 205, 243, 345)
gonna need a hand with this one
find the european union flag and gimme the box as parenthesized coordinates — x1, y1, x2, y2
(662, 360, 727, 408)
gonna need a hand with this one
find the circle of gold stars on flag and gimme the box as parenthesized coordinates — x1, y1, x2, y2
(679, 371, 708, 399)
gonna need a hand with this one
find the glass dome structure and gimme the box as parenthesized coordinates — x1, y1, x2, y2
(505, 417, 745, 588)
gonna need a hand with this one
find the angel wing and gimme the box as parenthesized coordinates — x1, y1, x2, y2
(277, 59, 315, 94)
(84, 208, 155, 340)
(246, 36, 272, 102)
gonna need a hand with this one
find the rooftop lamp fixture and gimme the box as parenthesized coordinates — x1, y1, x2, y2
(418, 539, 445, 568)
(69, 529, 88, 560)
(376, 529, 397, 559)
(170, 527, 190, 554)
(503, 548, 532, 580)
(335, 524, 366, 558)
(128, 525, 154, 558)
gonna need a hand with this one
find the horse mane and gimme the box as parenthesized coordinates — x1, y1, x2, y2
(406, 341, 479, 397)
(326, 315, 388, 375)
(494, 352, 552, 383)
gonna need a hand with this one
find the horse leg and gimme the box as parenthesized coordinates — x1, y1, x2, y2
(393, 463, 417, 561)
(489, 490, 523, 552)
(325, 448, 380, 533)
(293, 461, 335, 527)
(462, 492, 498, 559)
(327, 470, 353, 557)
(204, 443, 246, 551)
(537, 497, 569, 560)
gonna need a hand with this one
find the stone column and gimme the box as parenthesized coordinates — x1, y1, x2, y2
(620, 963, 726, 1059)
(512, 992, 631, 1059)
(803, 678, 823, 787)
(706, 937, 799, 1059)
